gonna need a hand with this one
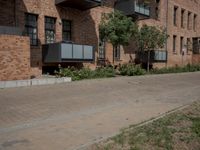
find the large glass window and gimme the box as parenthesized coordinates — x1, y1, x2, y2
(25, 13, 38, 46)
(62, 20, 72, 41)
(45, 17, 56, 44)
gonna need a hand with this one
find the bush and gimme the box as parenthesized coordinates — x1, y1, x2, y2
(55, 64, 200, 81)
(55, 66, 115, 81)
(150, 64, 200, 74)
(119, 64, 146, 76)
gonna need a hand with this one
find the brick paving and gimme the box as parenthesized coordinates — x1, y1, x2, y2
(0, 72, 200, 150)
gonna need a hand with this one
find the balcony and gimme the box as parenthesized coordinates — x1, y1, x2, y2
(115, 0, 150, 18)
(137, 50, 168, 63)
(42, 41, 94, 63)
(0, 26, 23, 36)
(55, 0, 101, 10)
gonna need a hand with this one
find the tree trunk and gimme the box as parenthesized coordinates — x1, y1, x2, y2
(147, 50, 150, 72)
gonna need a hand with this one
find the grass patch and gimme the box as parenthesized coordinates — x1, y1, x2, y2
(92, 101, 200, 150)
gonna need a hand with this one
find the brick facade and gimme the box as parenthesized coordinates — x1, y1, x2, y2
(0, 35, 30, 81)
(0, 0, 199, 80)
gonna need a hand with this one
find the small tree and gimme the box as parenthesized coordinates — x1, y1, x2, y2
(137, 25, 168, 72)
(99, 10, 138, 63)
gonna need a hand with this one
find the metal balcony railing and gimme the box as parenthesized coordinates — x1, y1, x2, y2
(42, 41, 94, 63)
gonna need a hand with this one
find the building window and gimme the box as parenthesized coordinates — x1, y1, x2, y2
(187, 38, 190, 53)
(45, 17, 56, 44)
(98, 40, 105, 59)
(62, 20, 72, 41)
(180, 36, 184, 54)
(193, 14, 197, 31)
(181, 9, 185, 28)
(173, 6, 178, 26)
(173, 35, 176, 53)
(25, 13, 38, 46)
(187, 12, 191, 30)
(114, 45, 120, 60)
(192, 38, 199, 54)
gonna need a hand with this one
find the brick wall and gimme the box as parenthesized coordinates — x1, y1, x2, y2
(0, 35, 31, 81)
(192, 54, 200, 65)
(0, 0, 199, 80)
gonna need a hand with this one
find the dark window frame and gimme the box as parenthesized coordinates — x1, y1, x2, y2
(98, 40, 105, 60)
(62, 19, 72, 41)
(181, 9, 185, 28)
(180, 36, 184, 54)
(173, 35, 177, 53)
(173, 6, 178, 26)
(25, 13, 38, 46)
(187, 12, 191, 30)
(114, 45, 121, 61)
(45, 16, 56, 44)
(193, 14, 197, 31)
(187, 38, 190, 53)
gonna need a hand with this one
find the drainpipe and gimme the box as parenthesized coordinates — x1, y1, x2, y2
(165, 0, 169, 67)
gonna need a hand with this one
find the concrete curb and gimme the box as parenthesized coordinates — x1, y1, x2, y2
(0, 77, 71, 89)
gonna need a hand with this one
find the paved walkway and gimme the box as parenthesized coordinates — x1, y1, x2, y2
(0, 72, 199, 150)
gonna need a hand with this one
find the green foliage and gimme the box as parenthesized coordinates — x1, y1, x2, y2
(55, 64, 200, 81)
(150, 64, 200, 74)
(99, 10, 138, 47)
(119, 64, 146, 76)
(55, 66, 115, 81)
(137, 25, 168, 51)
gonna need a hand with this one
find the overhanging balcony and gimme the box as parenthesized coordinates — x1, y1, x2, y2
(0, 26, 23, 36)
(42, 41, 95, 63)
(55, 0, 101, 10)
(137, 50, 168, 63)
(115, 0, 150, 18)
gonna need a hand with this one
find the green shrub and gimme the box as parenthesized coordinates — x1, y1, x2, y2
(119, 64, 146, 76)
(55, 66, 115, 81)
(150, 64, 200, 74)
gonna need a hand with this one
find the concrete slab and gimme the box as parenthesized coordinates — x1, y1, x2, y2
(0, 77, 71, 89)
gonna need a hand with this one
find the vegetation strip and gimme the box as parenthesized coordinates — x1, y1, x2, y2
(55, 64, 200, 81)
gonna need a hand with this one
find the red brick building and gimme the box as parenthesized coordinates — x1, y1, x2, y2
(0, 0, 199, 81)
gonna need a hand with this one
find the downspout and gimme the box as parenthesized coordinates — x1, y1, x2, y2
(165, 0, 169, 67)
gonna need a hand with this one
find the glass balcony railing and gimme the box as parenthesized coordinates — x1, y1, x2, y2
(42, 41, 94, 63)
(134, 1, 150, 16)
